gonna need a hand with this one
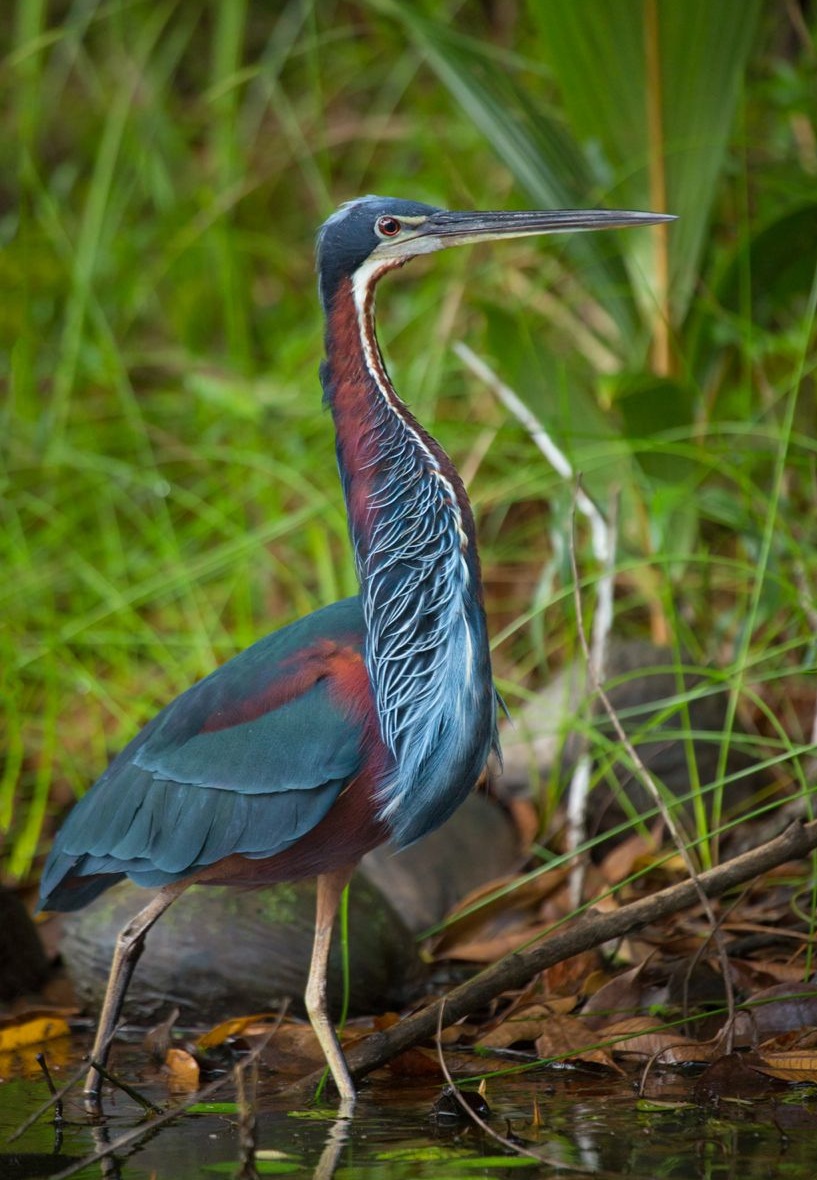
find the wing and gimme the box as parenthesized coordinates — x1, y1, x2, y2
(40, 597, 369, 911)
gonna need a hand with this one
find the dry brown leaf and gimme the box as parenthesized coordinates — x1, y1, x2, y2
(613, 936, 663, 966)
(373, 1012, 400, 1031)
(730, 958, 809, 989)
(438, 1023, 477, 1045)
(599, 1016, 713, 1064)
(617, 852, 688, 895)
(534, 1013, 623, 1072)
(164, 1047, 200, 1091)
(435, 928, 547, 963)
(478, 1001, 575, 1050)
(582, 961, 661, 1028)
(582, 968, 612, 997)
(0, 1015, 70, 1053)
(386, 1046, 442, 1077)
(540, 949, 600, 997)
(432, 866, 571, 958)
(732, 983, 817, 1044)
(583, 890, 620, 916)
(597, 830, 661, 885)
(750, 1049, 817, 1084)
(374, 1007, 473, 1043)
(781, 1027, 817, 1050)
(506, 797, 540, 849)
(260, 1023, 325, 1077)
(693, 1052, 778, 1100)
(197, 1012, 277, 1049)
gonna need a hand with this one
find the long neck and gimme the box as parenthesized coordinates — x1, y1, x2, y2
(320, 274, 495, 845)
(322, 275, 481, 585)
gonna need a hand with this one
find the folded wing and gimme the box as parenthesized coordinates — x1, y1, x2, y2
(40, 598, 369, 910)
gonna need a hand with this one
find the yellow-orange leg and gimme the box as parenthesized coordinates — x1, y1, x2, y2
(84, 881, 187, 1113)
(305, 866, 356, 1111)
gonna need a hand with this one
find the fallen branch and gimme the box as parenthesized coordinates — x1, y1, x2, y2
(289, 817, 817, 1098)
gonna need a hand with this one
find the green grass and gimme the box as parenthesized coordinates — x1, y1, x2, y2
(1, 0, 815, 887)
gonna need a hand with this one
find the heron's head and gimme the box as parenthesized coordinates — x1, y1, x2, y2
(316, 194, 674, 311)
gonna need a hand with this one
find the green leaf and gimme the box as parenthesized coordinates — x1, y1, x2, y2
(203, 1164, 299, 1175)
(187, 1101, 240, 1114)
(607, 372, 697, 484)
(375, 1146, 469, 1162)
(715, 203, 817, 325)
(370, 0, 644, 346)
(529, 0, 762, 326)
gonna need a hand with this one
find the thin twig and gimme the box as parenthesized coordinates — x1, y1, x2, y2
(433, 1003, 589, 1174)
(35, 1053, 64, 1153)
(454, 342, 610, 560)
(234, 1052, 260, 1180)
(87, 1058, 163, 1114)
(566, 486, 619, 906)
(7, 1059, 89, 1146)
(46, 1017, 285, 1180)
(588, 487, 618, 687)
(7, 1023, 121, 1145)
(35, 1053, 62, 1121)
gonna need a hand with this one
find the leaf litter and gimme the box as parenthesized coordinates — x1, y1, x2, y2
(421, 816, 817, 1104)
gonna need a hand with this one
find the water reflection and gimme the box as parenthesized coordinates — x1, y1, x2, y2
(4, 1061, 817, 1179)
(312, 1114, 351, 1180)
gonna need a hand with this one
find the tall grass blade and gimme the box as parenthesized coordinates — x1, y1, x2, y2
(529, 0, 763, 328)
(371, 0, 646, 352)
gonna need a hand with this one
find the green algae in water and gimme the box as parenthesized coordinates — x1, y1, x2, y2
(204, 1163, 300, 1175)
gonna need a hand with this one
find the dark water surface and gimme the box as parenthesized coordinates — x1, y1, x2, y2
(2, 1035, 817, 1179)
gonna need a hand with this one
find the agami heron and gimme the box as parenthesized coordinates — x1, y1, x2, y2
(39, 196, 671, 1110)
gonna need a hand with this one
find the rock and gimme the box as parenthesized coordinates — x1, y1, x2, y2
(60, 873, 422, 1023)
(0, 886, 49, 1003)
(496, 641, 767, 841)
(362, 793, 521, 933)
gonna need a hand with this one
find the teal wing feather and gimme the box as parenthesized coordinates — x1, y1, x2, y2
(39, 598, 368, 910)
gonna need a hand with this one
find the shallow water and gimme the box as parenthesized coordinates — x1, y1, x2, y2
(3, 1033, 817, 1179)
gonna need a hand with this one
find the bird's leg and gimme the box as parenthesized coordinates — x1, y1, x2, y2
(84, 881, 187, 1114)
(305, 866, 356, 1110)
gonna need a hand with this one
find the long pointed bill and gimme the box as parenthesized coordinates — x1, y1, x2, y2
(411, 207, 675, 254)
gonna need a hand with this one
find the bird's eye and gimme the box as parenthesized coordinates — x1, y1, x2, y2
(376, 216, 402, 237)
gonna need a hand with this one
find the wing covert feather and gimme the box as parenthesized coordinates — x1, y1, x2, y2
(39, 598, 370, 909)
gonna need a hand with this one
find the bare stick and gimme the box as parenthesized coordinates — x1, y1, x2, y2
(565, 487, 620, 906)
(7, 1023, 121, 1145)
(86, 1059, 163, 1114)
(454, 343, 611, 563)
(234, 1053, 259, 1180)
(433, 1003, 589, 1173)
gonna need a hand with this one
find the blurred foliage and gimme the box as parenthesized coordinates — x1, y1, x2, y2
(1, 0, 815, 880)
